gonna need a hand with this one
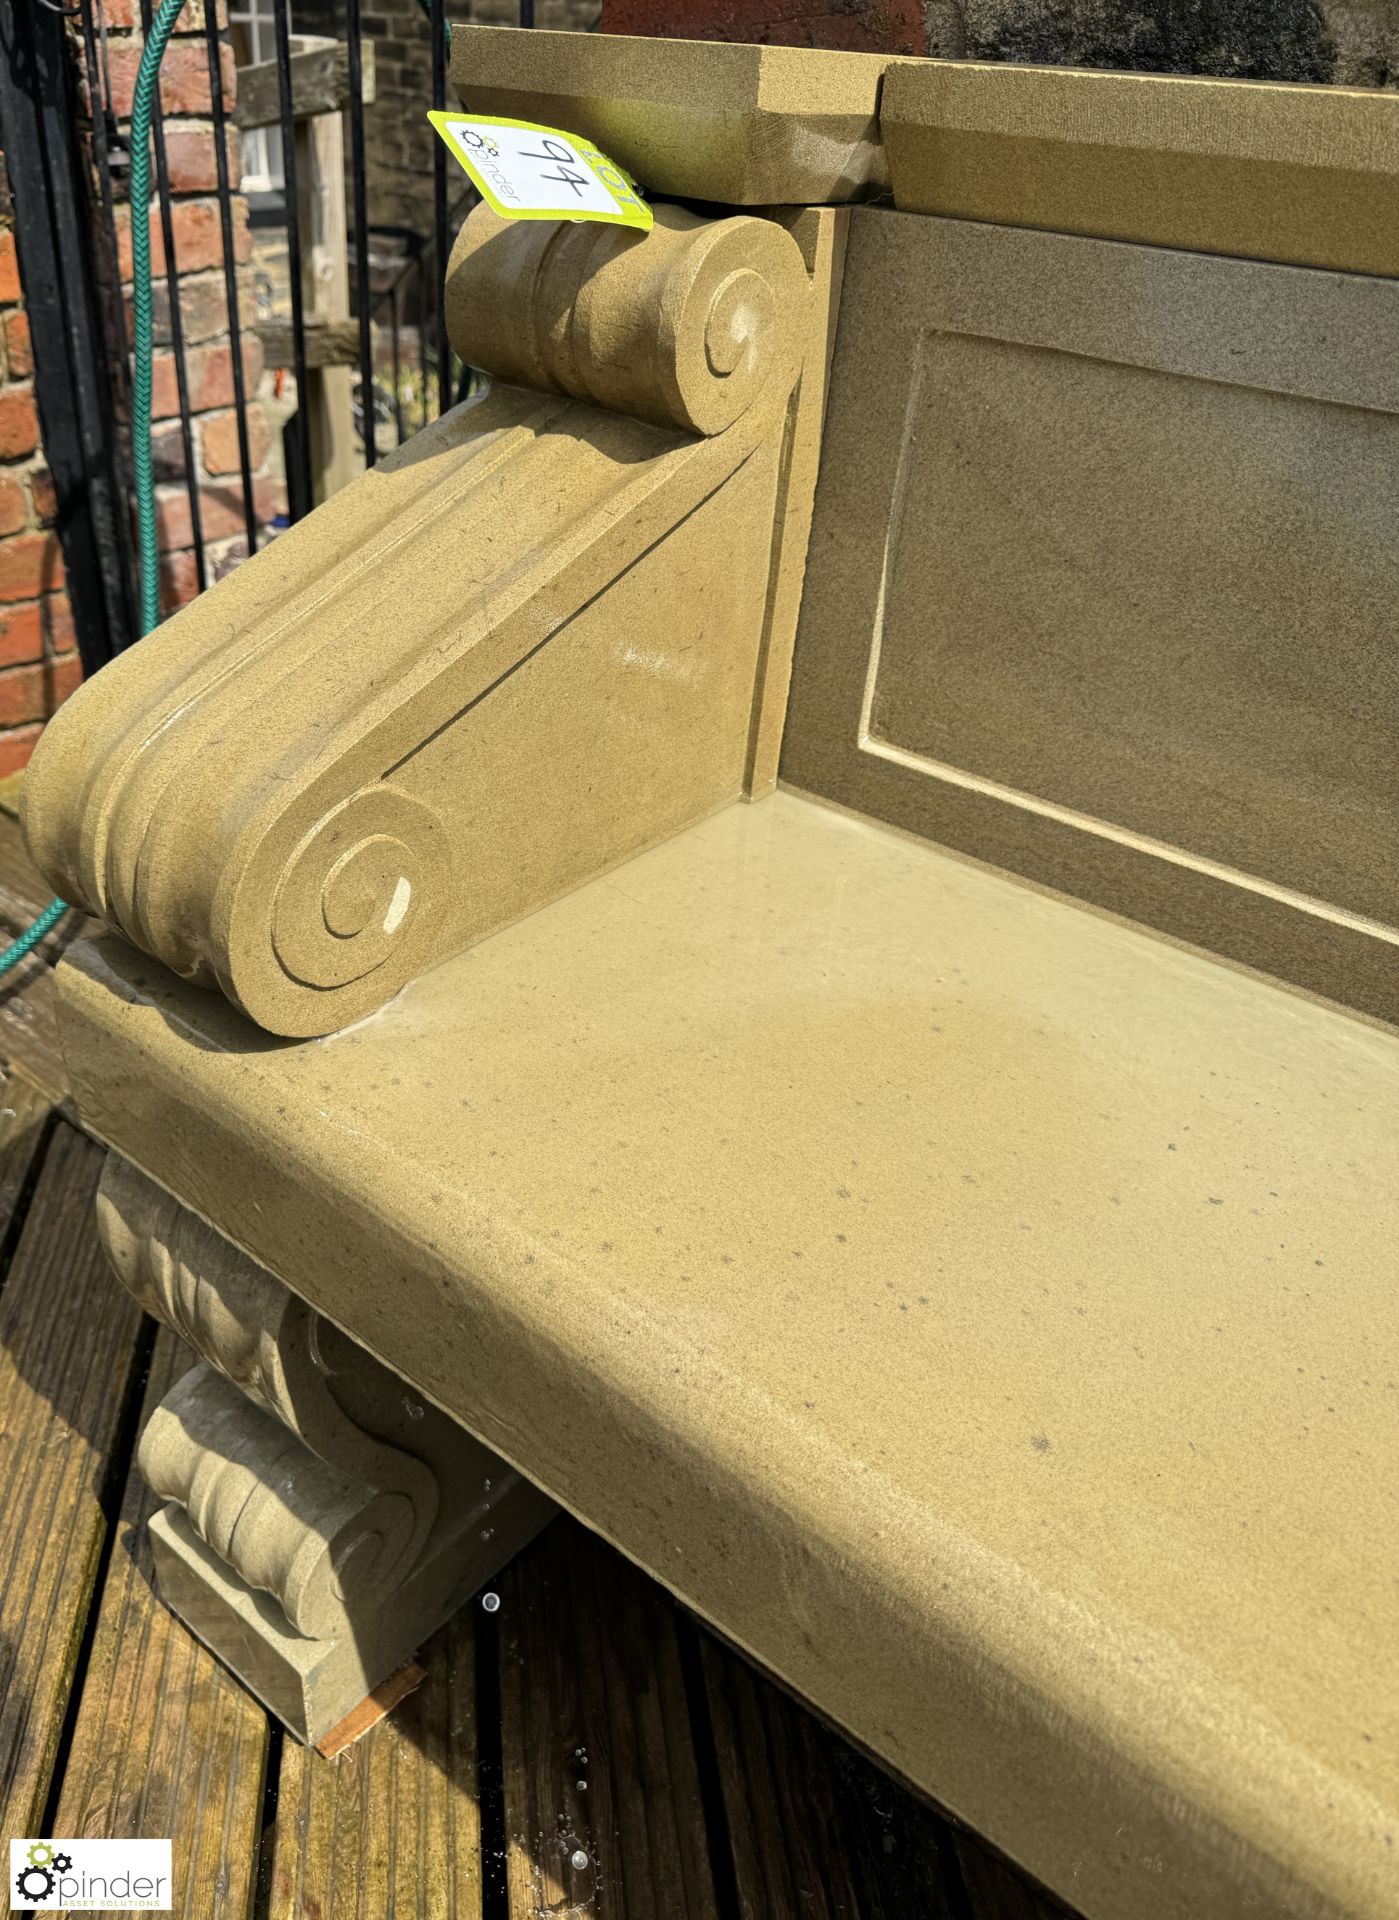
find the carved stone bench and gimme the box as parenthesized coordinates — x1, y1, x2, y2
(22, 29, 1399, 1920)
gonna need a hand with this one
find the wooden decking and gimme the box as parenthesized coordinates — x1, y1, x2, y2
(0, 814, 1076, 1919)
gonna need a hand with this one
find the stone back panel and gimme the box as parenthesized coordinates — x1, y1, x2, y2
(782, 204, 1399, 1023)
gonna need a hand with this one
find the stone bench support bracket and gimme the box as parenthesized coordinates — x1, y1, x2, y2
(97, 1155, 555, 1744)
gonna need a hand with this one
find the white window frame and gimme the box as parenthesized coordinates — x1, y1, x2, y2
(228, 0, 286, 192)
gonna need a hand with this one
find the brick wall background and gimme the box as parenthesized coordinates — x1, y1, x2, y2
(0, 157, 78, 783)
(0, 0, 276, 782)
(95, 0, 279, 618)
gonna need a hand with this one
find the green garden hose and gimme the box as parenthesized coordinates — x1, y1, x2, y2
(131, 0, 188, 638)
(0, 895, 70, 976)
(0, 0, 185, 975)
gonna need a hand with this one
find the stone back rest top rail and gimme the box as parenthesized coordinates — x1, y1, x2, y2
(20, 30, 1399, 1036)
(452, 26, 1399, 271)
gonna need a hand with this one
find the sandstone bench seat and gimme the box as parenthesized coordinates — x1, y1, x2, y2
(21, 31, 1399, 1920)
(56, 789, 1399, 1920)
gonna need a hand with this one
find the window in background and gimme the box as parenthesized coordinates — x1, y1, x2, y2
(228, 0, 285, 191)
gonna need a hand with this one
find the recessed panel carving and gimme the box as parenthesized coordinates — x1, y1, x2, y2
(783, 207, 1399, 1020)
(868, 329, 1399, 929)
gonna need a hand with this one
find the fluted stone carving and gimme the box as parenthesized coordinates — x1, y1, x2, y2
(444, 203, 808, 433)
(140, 1365, 419, 1641)
(98, 1155, 439, 1557)
(22, 199, 835, 1036)
(97, 1154, 554, 1741)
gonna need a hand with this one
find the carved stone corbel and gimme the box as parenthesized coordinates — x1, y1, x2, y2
(97, 1155, 554, 1742)
(23, 200, 839, 1035)
(139, 1365, 421, 1643)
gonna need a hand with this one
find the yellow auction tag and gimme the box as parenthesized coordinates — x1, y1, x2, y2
(428, 112, 653, 230)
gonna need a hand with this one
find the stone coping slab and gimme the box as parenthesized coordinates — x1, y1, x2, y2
(449, 24, 892, 205)
(882, 59, 1399, 276)
(55, 792, 1399, 1920)
(446, 29, 1399, 275)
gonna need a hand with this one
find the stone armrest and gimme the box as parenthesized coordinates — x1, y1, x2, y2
(23, 197, 836, 1035)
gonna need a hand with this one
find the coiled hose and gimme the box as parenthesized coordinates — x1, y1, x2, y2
(0, 0, 187, 975)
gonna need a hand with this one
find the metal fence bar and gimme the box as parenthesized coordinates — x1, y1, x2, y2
(272, 0, 313, 519)
(390, 282, 404, 444)
(417, 254, 430, 433)
(140, 0, 207, 593)
(33, 0, 554, 659)
(76, 0, 132, 431)
(0, 0, 137, 666)
(204, 5, 258, 553)
(346, 0, 376, 470)
(430, 0, 449, 419)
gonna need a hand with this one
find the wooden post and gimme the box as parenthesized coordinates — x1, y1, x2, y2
(237, 36, 374, 505)
(296, 107, 358, 503)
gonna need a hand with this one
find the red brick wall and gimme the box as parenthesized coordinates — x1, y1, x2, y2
(0, 1, 276, 782)
(0, 162, 79, 783)
(95, 0, 279, 619)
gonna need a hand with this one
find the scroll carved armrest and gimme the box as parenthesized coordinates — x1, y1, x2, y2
(23, 201, 829, 1035)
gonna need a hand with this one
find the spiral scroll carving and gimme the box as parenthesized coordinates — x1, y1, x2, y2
(21, 200, 830, 1038)
(102, 1156, 557, 1661)
(140, 1365, 420, 1640)
(445, 201, 809, 436)
(269, 785, 449, 994)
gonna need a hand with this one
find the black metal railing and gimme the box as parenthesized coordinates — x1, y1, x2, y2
(206, 4, 259, 556)
(66, 0, 533, 655)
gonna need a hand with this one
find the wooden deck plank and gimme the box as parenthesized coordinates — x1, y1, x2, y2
(269, 1610, 482, 1920)
(498, 1519, 719, 1920)
(954, 1833, 1077, 1920)
(0, 1069, 52, 1227)
(0, 822, 73, 1106)
(0, 960, 69, 1110)
(0, 809, 76, 957)
(0, 804, 96, 1106)
(699, 1632, 965, 1920)
(0, 1122, 145, 1841)
(53, 1325, 270, 1919)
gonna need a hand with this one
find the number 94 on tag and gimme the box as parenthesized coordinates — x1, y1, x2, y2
(428, 113, 653, 231)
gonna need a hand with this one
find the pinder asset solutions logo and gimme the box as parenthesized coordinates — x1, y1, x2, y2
(10, 1838, 172, 1911)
